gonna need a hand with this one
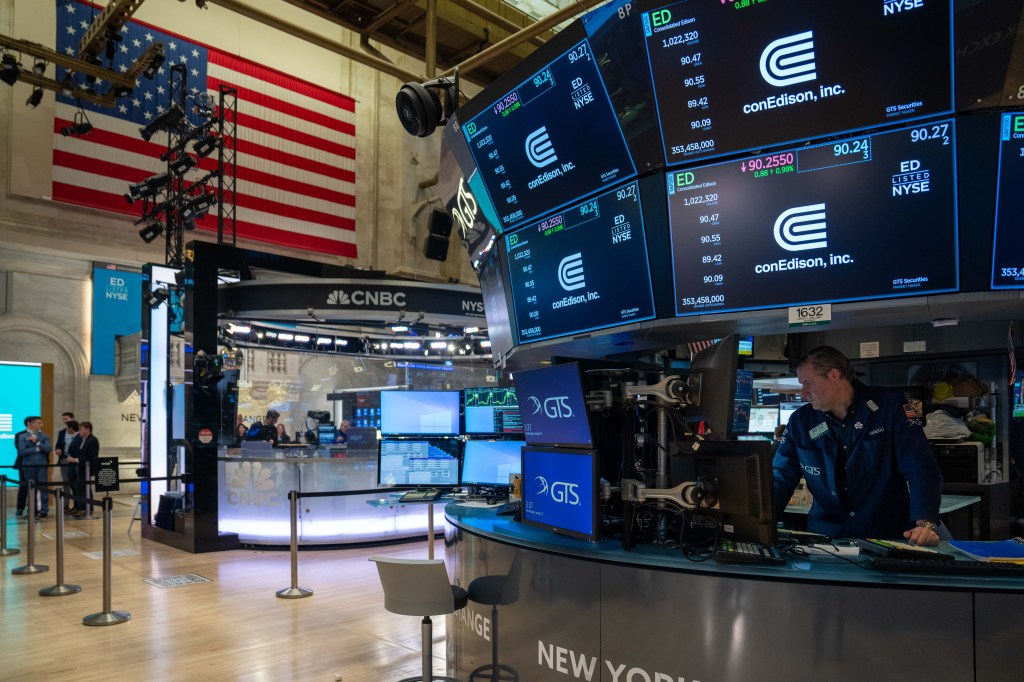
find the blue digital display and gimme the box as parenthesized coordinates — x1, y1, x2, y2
(642, 0, 953, 165)
(0, 363, 42, 472)
(463, 39, 636, 232)
(380, 391, 460, 436)
(460, 440, 523, 487)
(521, 446, 599, 541)
(668, 122, 959, 316)
(991, 112, 1024, 289)
(512, 363, 592, 447)
(91, 264, 142, 375)
(505, 180, 655, 344)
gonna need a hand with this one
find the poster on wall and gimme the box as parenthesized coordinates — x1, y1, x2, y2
(0, 362, 42, 471)
(91, 263, 143, 376)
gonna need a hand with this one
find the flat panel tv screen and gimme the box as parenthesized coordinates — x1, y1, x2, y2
(462, 38, 636, 233)
(380, 391, 460, 436)
(641, 0, 953, 165)
(991, 111, 1024, 289)
(505, 180, 656, 344)
(521, 446, 601, 541)
(512, 363, 592, 447)
(463, 386, 524, 435)
(747, 406, 780, 434)
(460, 439, 524, 487)
(377, 438, 461, 487)
(668, 121, 959, 316)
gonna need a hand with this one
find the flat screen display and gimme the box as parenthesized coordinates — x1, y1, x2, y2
(512, 363, 592, 447)
(380, 391, 460, 436)
(521, 446, 600, 541)
(460, 440, 524, 487)
(779, 401, 806, 426)
(641, 0, 953, 165)
(462, 39, 636, 232)
(463, 386, 524, 435)
(377, 438, 461, 487)
(0, 362, 41, 472)
(505, 180, 656, 343)
(747, 406, 779, 434)
(991, 111, 1024, 289)
(668, 121, 959, 316)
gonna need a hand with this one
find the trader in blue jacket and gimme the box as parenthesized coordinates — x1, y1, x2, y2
(773, 346, 943, 545)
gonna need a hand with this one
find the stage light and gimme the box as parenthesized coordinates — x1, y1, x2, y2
(138, 223, 164, 243)
(125, 172, 170, 204)
(193, 132, 220, 158)
(146, 287, 170, 309)
(139, 105, 186, 141)
(277, 333, 294, 342)
(31, 58, 46, 76)
(226, 324, 251, 335)
(464, 326, 480, 334)
(60, 109, 92, 137)
(293, 334, 311, 343)
(316, 337, 333, 346)
(181, 194, 216, 229)
(403, 341, 421, 350)
(429, 341, 447, 350)
(25, 87, 43, 108)
(390, 324, 409, 332)
(170, 154, 197, 176)
(395, 74, 459, 138)
(142, 53, 165, 80)
(336, 339, 348, 347)
(1, 54, 20, 86)
(480, 340, 492, 348)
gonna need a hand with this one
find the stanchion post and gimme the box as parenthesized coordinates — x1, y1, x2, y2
(12, 480, 48, 574)
(83, 497, 130, 626)
(39, 488, 81, 596)
(1, 475, 21, 556)
(276, 490, 312, 599)
(85, 460, 96, 519)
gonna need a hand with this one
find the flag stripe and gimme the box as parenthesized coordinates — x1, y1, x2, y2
(233, 109, 355, 160)
(194, 157, 355, 207)
(208, 75, 355, 137)
(208, 50, 356, 114)
(235, 137, 355, 184)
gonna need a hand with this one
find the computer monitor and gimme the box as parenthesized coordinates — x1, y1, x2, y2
(460, 440, 523, 487)
(512, 363, 592, 447)
(377, 438, 461, 488)
(779, 401, 806, 426)
(345, 427, 378, 451)
(380, 390, 460, 436)
(317, 423, 336, 445)
(521, 446, 601, 541)
(684, 334, 745, 440)
(689, 439, 776, 546)
(463, 386, 524, 436)
(747, 406, 780, 435)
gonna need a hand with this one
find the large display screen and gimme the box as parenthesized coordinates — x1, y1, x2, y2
(505, 180, 656, 343)
(380, 391, 460, 436)
(521, 446, 600, 541)
(462, 39, 636, 232)
(512, 363, 592, 447)
(641, 0, 953, 165)
(668, 121, 959, 316)
(460, 440, 523, 487)
(991, 111, 1024, 289)
(463, 386, 523, 435)
(0, 362, 42, 472)
(377, 438, 461, 487)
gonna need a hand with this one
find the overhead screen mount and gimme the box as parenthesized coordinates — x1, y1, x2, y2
(396, 70, 460, 138)
(623, 374, 700, 406)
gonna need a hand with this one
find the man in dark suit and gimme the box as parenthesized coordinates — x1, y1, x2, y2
(68, 421, 99, 518)
(54, 412, 76, 511)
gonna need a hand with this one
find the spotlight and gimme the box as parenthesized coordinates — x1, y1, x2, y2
(138, 223, 164, 243)
(25, 87, 43, 108)
(193, 131, 220, 158)
(0, 54, 20, 86)
(169, 154, 197, 176)
(146, 287, 170, 308)
(142, 53, 165, 80)
(181, 193, 216, 225)
(395, 73, 459, 138)
(139, 105, 186, 141)
(31, 58, 46, 76)
(125, 172, 170, 204)
(60, 109, 93, 137)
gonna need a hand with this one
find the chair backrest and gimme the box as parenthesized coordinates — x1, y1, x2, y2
(370, 556, 457, 617)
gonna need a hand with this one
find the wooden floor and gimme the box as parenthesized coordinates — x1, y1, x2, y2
(1, 494, 451, 681)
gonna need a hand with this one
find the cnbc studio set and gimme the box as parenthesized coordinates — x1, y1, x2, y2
(390, 0, 1024, 680)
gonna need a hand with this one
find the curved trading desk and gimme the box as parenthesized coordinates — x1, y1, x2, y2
(216, 449, 439, 546)
(444, 504, 1024, 682)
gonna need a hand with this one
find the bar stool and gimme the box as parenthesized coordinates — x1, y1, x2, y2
(370, 556, 469, 682)
(467, 552, 521, 681)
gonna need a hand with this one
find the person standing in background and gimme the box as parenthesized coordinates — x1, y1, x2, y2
(16, 417, 52, 518)
(72, 421, 100, 517)
(54, 412, 76, 510)
(12, 423, 28, 516)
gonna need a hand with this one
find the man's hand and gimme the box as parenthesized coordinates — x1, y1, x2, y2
(903, 525, 940, 546)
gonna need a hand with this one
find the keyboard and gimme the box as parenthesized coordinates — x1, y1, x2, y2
(871, 557, 1024, 577)
(715, 540, 786, 566)
(399, 488, 442, 502)
(494, 499, 521, 515)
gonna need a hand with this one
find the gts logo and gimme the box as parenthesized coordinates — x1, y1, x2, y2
(535, 476, 581, 505)
(528, 396, 573, 419)
(802, 465, 822, 476)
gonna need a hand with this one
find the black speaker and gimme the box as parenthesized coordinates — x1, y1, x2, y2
(427, 209, 453, 238)
(423, 233, 450, 261)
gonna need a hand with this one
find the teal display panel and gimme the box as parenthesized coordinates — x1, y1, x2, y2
(0, 362, 42, 472)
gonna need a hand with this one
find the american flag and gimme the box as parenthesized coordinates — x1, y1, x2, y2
(52, 0, 357, 258)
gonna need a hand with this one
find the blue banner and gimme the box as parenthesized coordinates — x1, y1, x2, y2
(0, 363, 42, 473)
(91, 263, 142, 375)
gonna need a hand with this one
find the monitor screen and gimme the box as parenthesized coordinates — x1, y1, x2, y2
(668, 121, 959, 316)
(377, 438, 461, 487)
(380, 391, 460, 436)
(505, 180, 656, 344)
(641, 0, 953, 165)
(991, 111, 1024, 289)
(463, 386, 524, 435)
(462, 38, 636, 233)
(512, 363, 592, 446)
(779, 401, 806, 426)
(345, 427, 378, 450)
(460, 440, 524, 487)
(316, 424, 335, 444)
(521, 446, 601, 541)
(747, 406, 779, 434)
(690, 439, 776, 546)
(685, 334, 741, 440)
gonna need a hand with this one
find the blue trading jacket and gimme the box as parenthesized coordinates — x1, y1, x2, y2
(772, 381, 942, 539)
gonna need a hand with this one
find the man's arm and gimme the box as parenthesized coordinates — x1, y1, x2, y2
(890, 400, 943, 545)
(772, 428, 803, 519)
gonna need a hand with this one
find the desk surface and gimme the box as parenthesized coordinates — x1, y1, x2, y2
(445, 502, 1024, 592)
(785, 493, 982, 515)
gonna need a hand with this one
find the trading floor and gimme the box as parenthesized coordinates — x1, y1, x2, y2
(0, 493, 444, 681)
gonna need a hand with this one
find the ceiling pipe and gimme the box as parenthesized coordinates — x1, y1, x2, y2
(446, 0, 545, 48)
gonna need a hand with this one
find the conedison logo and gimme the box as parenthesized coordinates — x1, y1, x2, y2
(525, 126, 558, 168)
(558, 252, 586, 291)
(773, 203, 827, 251)
(759, 31, 817, 87)
(535, 476, 581, 505)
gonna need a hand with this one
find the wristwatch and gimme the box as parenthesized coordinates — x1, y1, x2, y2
(916, 520, 939, 532)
